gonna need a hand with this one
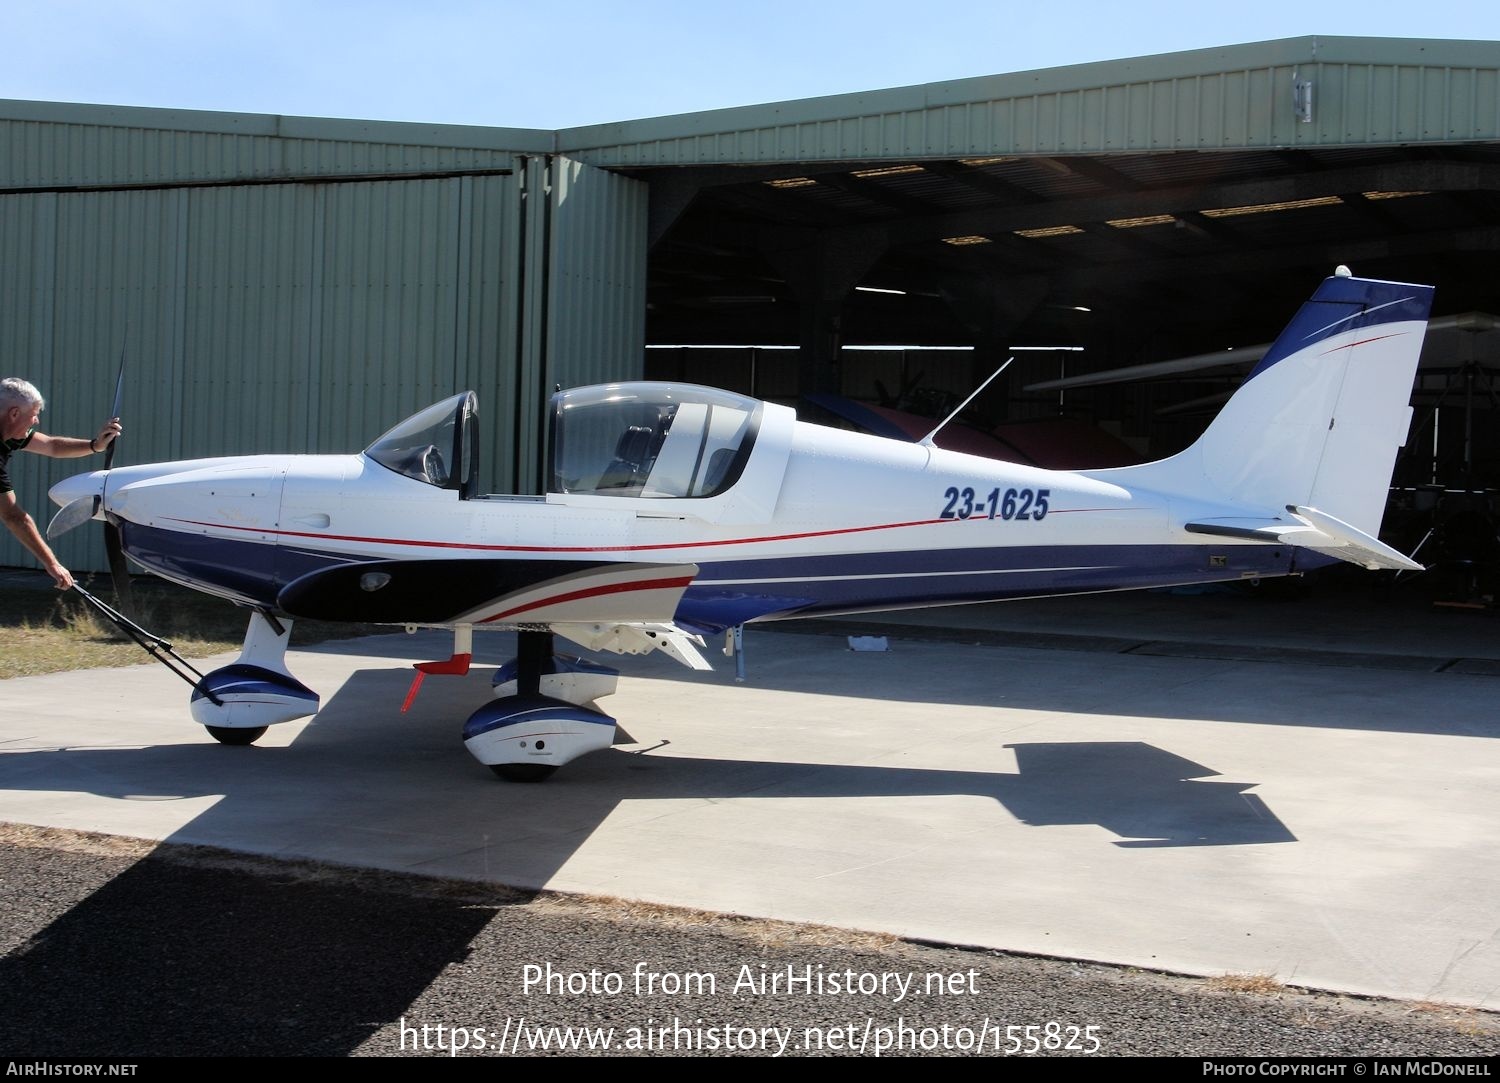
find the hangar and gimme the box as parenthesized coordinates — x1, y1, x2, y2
(2, 34, 1498, 574)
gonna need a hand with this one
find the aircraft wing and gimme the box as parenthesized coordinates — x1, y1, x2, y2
(1184, 505, 1422, 572)
(277, 558, 700, 625)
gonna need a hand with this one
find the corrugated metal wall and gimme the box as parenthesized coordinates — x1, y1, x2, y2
(1, 147, 651, 575)
(547, 158, 648, 389)
(508, 156, 649, 492)
(0, 100, 545, 188)
(559, 37, 1500, 166)
(534, 158, 648, 486)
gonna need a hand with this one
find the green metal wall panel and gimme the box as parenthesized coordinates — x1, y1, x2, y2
(0, 99, 548, 189)
(0, 170, 527, 574)
(2, 187, 189, 574)
(511, 156, 552, 493)
(482, 156, 649, 494)
(501, 157, 648, 494)
(546, 158, 647, 390)
(457, 172, 526, 496)
(558, 37, 1500, 166)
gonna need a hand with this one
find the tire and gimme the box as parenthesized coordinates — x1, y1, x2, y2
(206, 725, 268, 746)
(490, 763, 558, 783)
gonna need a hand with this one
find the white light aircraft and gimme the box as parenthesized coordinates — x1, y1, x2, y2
(48, 269, 1432, 780)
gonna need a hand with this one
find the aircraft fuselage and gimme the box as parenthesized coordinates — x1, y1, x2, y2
(59, 417, 1297, 633)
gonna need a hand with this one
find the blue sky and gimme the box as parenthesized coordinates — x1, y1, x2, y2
(3, 1, 1497, 130)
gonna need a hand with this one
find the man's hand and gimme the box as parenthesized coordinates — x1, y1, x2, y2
(46, 560, 74, 591)
(95, 417, 123, 451)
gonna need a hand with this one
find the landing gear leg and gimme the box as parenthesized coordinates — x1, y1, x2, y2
(516, 630, 553, 695)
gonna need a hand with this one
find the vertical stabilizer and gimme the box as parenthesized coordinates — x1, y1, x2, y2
(1097, 271, 1432, 539)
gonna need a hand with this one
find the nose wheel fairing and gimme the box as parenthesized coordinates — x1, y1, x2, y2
(462, 696, 618, 776)
(190, 663, 320, 729)
(190, 611, 320, 737)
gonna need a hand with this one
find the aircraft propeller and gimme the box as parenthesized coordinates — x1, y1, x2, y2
(46, 350, 133, 612)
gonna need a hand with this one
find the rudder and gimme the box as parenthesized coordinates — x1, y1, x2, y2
(1100, 270, 1433, 540)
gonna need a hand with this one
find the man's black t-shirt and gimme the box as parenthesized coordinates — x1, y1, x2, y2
(0, 431, 34, 495)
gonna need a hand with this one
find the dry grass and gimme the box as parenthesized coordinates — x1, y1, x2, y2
(0, 821, 157, 858)
(1207, 972, 1286, 996)
(1406, 1000, 1493, 1036)
(537, 892, 902, 951)
(0, 575, 378, 680)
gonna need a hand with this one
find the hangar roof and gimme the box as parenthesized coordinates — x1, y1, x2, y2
(558, 36, 1500, 165)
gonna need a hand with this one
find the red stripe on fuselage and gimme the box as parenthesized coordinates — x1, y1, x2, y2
(157, 504, 1137, 559)
(477, 575, 695, 623)
(160, 515, 959, 553)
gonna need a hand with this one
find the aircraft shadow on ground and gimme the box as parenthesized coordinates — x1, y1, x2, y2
(2, 666, 1298, 854)
(302, 626, 1500, 739)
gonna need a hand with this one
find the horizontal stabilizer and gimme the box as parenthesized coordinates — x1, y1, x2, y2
(1185, 505, 1423, 572)
(1286, 504, 1425, 572)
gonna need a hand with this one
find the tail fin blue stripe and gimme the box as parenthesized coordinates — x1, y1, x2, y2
(1246, 277, 1434, 382)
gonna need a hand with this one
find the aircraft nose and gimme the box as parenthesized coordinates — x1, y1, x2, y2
(48, 470, 107, 510)
(46, 470, 110, 539)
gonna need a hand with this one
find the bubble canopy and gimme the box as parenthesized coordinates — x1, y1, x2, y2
(365, 391, 479, 497)
(550, 383, 762, 499)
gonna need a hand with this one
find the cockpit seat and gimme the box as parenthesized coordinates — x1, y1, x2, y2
(597, 425, 655, 490)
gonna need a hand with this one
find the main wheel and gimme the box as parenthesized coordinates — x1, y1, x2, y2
(489, 763, 557, 783)
(206, 725, 268, 746)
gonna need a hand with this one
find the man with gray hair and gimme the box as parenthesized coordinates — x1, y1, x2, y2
(1, 377, 123, 590)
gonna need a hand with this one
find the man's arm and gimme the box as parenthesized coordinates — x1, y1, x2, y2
(0, 490, 73, 590)
(26, 417, 122, 460)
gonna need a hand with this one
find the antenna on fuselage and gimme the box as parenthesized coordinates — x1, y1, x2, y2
(918, 357, 1014, 448)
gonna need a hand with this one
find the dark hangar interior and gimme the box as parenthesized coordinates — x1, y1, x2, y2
(641, 145, 1500, 478)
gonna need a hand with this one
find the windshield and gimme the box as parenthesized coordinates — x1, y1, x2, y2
(551, 383, 761, 498)
(365, 391, 479, 497)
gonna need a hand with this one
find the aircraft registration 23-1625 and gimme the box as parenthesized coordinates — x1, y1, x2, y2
(48, 268, 1433, 781)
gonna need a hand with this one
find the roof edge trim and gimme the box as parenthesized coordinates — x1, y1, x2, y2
(0, 97, 556, 153)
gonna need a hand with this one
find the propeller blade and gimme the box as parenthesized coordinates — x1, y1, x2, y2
(96, 340, 131, 610)
(104, 350, 125, 470)
(104, 519, 134, 614)
(46, 495, 100, 539)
